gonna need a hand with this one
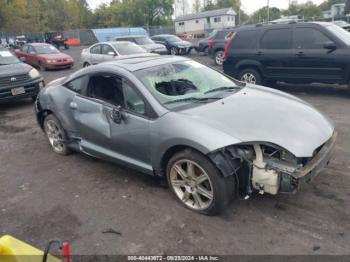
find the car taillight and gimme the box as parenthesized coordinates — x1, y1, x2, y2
(208, 39, 215, 48)
(224, 32, 236, 59)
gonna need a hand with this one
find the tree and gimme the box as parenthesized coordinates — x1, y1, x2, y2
(204, 0, 216, 11)
(345, 0, 350, 15)
(193, 0, 201, 13)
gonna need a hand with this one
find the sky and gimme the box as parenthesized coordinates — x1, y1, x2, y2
(86, 0, 326, 14)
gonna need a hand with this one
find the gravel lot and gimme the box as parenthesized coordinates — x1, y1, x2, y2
(0, 46, 349, 256)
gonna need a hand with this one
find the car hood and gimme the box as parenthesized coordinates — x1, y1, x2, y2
(0, 62, 32, 77)
(173, 41, 192, 47)
(117, 53, 159, 59)
(38, 53, 72, 60)
(181, 85, 334, 157)
(140, 43, 166, 51)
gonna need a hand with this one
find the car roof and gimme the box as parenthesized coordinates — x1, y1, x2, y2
(95, 41, 136, 45)
(237, 21, 333, 32)
(102, 55, 189, 72)
(114, 35, 147, 39)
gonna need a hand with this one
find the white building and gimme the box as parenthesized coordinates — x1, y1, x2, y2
(175, 8, 236, 35)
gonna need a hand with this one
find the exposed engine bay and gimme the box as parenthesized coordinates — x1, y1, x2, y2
(208, 132, 337, 197)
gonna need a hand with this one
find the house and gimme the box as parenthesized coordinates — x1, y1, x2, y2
(322, 3, 346, 20)
(175, 8, 236, 35)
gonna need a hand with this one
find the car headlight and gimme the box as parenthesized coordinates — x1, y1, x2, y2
(29, 68, 40, 79)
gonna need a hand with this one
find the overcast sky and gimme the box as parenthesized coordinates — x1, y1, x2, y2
(86, 0, 326, 14)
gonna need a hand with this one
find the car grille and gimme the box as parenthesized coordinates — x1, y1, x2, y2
(0, 74, 30, 88)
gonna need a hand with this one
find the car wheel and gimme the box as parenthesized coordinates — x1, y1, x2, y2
(170, 47, 179, 55)
(64, 44, 69, 50)
(238, 68, 262, 85)
(44, 114, 71, 155)
(167, 149, 235, 215)
(214, 50, 225, 66)
(83, 62, 90, 68)
(38, 61, 46, 71)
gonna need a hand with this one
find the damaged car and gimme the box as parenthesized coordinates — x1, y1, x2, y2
(35, 56, 337, 215)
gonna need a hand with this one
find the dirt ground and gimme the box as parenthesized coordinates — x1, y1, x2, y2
(0, 46, 349, 256)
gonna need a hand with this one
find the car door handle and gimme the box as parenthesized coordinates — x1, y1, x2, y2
(69, 102, 78, 110)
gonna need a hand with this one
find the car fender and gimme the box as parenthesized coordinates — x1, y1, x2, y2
(235, 60, 265, 77)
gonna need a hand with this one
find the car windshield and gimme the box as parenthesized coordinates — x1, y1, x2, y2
(135, 37, 154, 45)
(35, 45, 60, 54)
(112, 42, 146, 55)
(326, 24, 350, 45)
(0, 49, 20, 65)
(135, 60, 241, 110)
(165, 35, 182, 42)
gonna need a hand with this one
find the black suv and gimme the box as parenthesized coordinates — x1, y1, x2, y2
(223, 22, 350, 91)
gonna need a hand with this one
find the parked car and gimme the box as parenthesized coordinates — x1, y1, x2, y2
(113, 35, 167, 54)
(35, 56, 336, 215)
(81, 41, 159, 67)
(207, 29, 236, 65)
(15, 35, 27, 48)
(198, 29, 234, 54)
(332, 20, 350, 32)
(15, 43, 74, 71)
(45, 32, 69, 50)
(223, 22, 350, 93)
(151, 34, 192, 55)
(0, 47, 44, 102)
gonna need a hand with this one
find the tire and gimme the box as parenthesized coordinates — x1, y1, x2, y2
(38, 61, 46, 71)
(83, 62, 90, 68)
(166, 149, 235, 216)
(43, 114, 71, 155)
(170, 47, 179, 55)
(64, 44, 69, 50)
(214, 50, 225, 66)
(238, 68, 263, 85)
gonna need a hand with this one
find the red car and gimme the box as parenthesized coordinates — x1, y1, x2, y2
(15, 43, 74, 70)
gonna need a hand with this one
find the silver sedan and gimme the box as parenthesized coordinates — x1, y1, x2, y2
(35, 56, 336, 215)
(80, 41, 158, 67)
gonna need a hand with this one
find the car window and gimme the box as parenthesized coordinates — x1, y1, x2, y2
(294, 27, 331, 49)
(28, 46, 36, 54)
(260, 28, 292, 49)
(65, 77, 84, 93)
(102, 44, 115, 55)
(231, 30, 258, 49)
(21, 45, 29, 53)
(90, 45, 101, 54)
(124, 80, 146, 116)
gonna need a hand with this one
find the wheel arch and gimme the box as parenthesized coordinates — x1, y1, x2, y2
(235, 60, 264, 78)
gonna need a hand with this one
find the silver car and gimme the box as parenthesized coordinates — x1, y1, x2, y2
(114, 35, 168, 54)
(80, 41, 158, 67)
(35, 56, 336, 215)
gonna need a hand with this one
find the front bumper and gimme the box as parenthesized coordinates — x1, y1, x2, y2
(45, 62, 73, 69)
(0, 77, 44, 102)
(294, 131, 337, 182)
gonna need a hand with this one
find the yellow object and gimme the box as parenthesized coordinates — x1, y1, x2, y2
(0, 235, 60, 262)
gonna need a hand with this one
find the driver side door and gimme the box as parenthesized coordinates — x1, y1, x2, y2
(71, 72, 153, 174)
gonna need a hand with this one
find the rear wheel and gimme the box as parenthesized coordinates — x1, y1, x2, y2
(44, 114, 71, 155)
(167, 149, 235, 215)
(214, 50, 225, 66)
(83, 62, 90, 68)
(238, 68, 262, 85)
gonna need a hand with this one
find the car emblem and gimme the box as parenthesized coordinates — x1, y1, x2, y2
(10, 77, 17, 82)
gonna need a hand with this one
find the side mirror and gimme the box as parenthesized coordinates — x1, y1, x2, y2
(110, 105, 126, 124)
(107, 51, 116, 56)
(324, 41, 336, 50)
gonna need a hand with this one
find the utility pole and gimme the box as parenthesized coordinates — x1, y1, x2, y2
(267, 0, 270, 23)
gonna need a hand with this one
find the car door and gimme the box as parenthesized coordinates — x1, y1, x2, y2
(26, 45, 38, 66)
(101, 44, 117, 62)
(153, 37, 168, 49)
(291, 26, 345, 82)
(16, 45, 29, 62)
(89, 44, 104, 65)
(257, 27, 294, 81)
(71, 72, 153, 173)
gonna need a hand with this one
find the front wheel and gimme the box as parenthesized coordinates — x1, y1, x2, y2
(170, 47, 179, 55)
(238, 68, 262, 85)
(167, 150, 235, 215)
(44, 114, 71, 155)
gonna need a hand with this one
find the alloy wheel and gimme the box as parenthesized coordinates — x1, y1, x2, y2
(44, 119, 65, 153)
(170, 159, 214, 210)
(241, 73, 257, 84)
(215, 51, 225, 65)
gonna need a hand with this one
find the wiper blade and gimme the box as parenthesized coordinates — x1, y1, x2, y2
(204, 86, 239, 94)
(164, 97, 222, 105)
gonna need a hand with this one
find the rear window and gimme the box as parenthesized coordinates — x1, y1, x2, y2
(260, 28, 292, 49)
(230, 30, 258, 49)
